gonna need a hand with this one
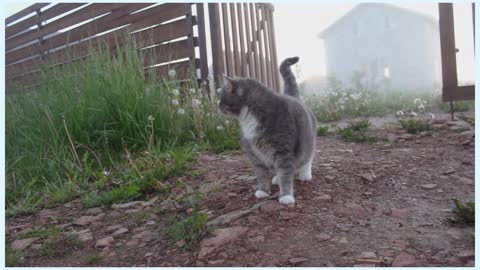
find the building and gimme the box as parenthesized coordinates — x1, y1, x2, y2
(318, 3, 441, 91)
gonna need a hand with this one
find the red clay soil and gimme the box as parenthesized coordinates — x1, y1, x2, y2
(6, 118, 474, 267)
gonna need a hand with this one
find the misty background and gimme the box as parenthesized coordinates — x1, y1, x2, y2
(3, 2, 475, 96)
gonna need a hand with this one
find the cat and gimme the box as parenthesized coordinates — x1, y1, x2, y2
(218, 57, 317, 204)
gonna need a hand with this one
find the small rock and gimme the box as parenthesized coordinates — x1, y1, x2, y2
(318, 194, 332, 201)
(443, 169, 456, 175)
(132, 231, 155, 242)
(112, 228, 129, 237)
(11, 237, 40, 251)
(144, 252, 154, 257)
(289, 257, 310, 264)
(31, 244, 43, 250)
(338, 237, 349, 244)
(325, 175, 335, 181)
(335, 203, 367, 218)
(105, 211, 123, 219)
(340, 250, 349, 256)
(227, 192, 238, 198)
(141, 197, 158, 208)
(112, 201, 143, 210)
(358, 252, 377, 259)
(421, 184, 438, 190)
(208, 259, 225, 265)
(392, 252, 416, 267)
(73, 213, 105, 226)
(95, 236, 115, 248)
(86, 207, 103, 215)
(198, 226, 248, 259)
(175, 240, 186, 248)
(259, 201, 286, 213)
(145, 220, 156, 226)
(315, 233, 331, 242)
(124, 208, 143, 214)
(360, 173, 374, 182)
(78, 233, 94, 242)
(105, 224, 123, 233)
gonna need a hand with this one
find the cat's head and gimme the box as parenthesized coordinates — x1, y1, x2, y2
(218, 76, 252, 116)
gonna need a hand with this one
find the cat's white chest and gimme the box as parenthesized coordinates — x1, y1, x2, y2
(238, 107, 258, 140)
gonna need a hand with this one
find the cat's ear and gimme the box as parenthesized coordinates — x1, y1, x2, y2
(223, 75, 242, 95)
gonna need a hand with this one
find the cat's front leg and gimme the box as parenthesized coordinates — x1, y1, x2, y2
(254, 164, 271, 198)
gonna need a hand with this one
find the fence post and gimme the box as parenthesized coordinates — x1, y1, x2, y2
(196, 3, 209, 89)
(208, 3, 224, 89)
(35, 8, 46, 60)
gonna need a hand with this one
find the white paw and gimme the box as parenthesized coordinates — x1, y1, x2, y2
(279, 195, 295, 205)
(272, 176, 279, 185)
(298, 171, 312, 181)
(255, 190, 270, 199)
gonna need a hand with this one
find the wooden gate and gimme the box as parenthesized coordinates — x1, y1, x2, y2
(205, 3, 280, 92)
(5, 3, 280, 92)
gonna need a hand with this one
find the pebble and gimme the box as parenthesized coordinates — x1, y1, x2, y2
(318, 194, 332, 201)
(112, 228, 129, 237)
(315, 233, 331, 242)
(421, 184, 438, 190)
(392, 252, 416, 267)
(86, 207, 103, 215)
(105, 224, 123, 233)
(289, 257, 310, 264)
(95, 236, 115, 248)
(11, 237, 40, 251)
(78, 233, 94, 242)
(358, 251, 377, 259)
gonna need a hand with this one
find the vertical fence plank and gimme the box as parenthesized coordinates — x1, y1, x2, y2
(230, 3, 241, 76)
(196, 3, 209, 83)
(250, 3, 260, 82)
(267, 6, 280, 92)
(261, 5, 272, 88)
(244, 3, 254, 78)
(255, 4, 266, 85)
(237, 3, 247, 77)
(221, 3, 234, 76)
(208, 3, 225, 87)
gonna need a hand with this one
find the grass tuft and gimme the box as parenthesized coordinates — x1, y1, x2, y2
(449, 199, 475, 226)
(336, 120, 383, 143)
(168, 208, 208, 248)
(399, 119, 432, 134)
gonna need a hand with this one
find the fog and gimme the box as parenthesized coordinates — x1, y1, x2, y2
(274, 2, 475, 95)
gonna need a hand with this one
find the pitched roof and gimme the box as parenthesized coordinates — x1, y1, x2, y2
(318, 3, 438, 38)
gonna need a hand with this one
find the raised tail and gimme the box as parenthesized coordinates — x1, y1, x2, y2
(280, 56, 300, 98)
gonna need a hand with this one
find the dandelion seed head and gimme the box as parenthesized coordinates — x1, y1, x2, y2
(192, 99, 201, 106)
(178, 108, 185, 114)
(172, 99, 179, 106)
(216, 88, 222, 94)
(168, 69, 176, 78)
(172, 89, 180, 96)
(148, 115, 155, 121)
(216, 125, 224, 131)
(189, 88, 196, 94)
(225, 120, 231, 125)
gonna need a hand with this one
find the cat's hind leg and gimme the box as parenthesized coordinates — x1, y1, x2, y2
(274, 159, 296, 204)
(254, 165, 271, 199)
(297, 158, 313, 181)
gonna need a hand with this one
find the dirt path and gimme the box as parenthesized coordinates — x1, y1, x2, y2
(6, 118, 474, 267)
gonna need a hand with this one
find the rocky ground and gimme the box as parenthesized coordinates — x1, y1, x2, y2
(6, 115, 475, 267)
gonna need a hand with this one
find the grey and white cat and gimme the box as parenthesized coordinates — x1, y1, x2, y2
(218, 57, 317, 204)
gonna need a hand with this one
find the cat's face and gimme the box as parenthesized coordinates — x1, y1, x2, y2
(218, 77, 248, 116)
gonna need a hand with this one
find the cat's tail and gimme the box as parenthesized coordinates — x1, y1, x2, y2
(280, 57, 300, 98)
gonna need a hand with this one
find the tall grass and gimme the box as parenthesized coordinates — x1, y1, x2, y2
(6, 38, 239, 215)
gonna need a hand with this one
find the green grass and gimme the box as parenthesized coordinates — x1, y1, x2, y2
(316, 126, 330, 136)
(336, 120, 383, 143)
(168, 208, 208, 248)
(6, 37, 240, 215)
(81, 184, 142, 208)
(84, 253, 102, 265)
(398, 119, 432, 134)
(17, 227, 62, 239)
(449, 199, 475, 226)
(34, 234, 81, 258)
(5, 248, 22, 267)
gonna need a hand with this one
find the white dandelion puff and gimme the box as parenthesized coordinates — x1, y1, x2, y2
(414, 98, 422, 105)
(103, 170, 110, 176)
(168, 69, 176, 78)
(409, 111, 417, 117)
(177, 108, 185, 114)
(216, 88, 222, 94)
(216, 125, 224, 131)
(396, 110, 405, 117)
(148, 115, 155, 121)
(172, 99, 179, 106)
(418, 103, 425, 112)
(225, 120, 231, 125)
(429, 113, 435, 120)
(172, 89, 180, 96)
(189, 88, 196, 94)
(192, 99, 201, 106)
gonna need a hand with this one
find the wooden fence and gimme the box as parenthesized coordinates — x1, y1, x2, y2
(5, 3, 280, 92)
(208, 3, 280, 91)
